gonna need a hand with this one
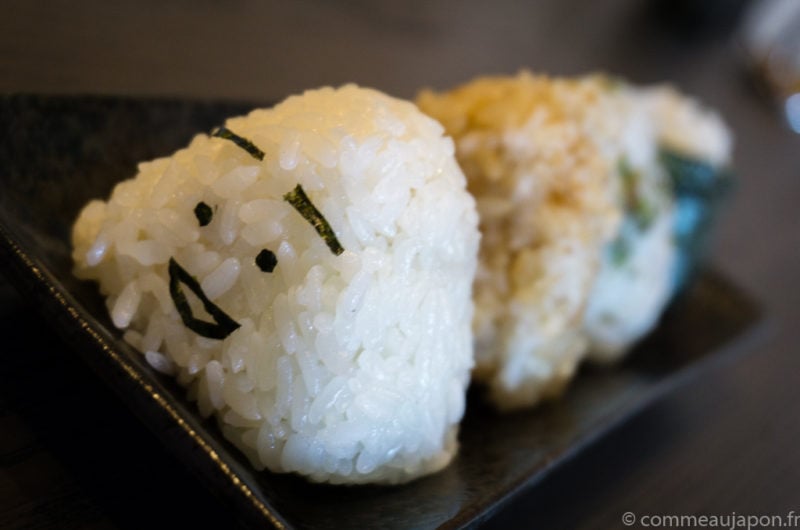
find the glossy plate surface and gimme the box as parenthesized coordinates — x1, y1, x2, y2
(0, 95, 761, 529)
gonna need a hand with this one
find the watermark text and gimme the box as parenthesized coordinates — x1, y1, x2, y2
(621, 511, 800, 529)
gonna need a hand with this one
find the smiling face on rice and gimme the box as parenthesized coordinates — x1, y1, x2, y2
(71, 85, 480, 484)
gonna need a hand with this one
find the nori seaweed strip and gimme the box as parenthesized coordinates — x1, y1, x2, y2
(194, 201, 213, 226)
(168, 258, 241, 340)
(255, 248, 278, 272)
(211, 126, 265, 161)
(283, 184, 345, 256)
(659, 149, 733, 199)
(659, 148, 734, 290)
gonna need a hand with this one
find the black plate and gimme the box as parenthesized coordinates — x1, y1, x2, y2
(0, 95, 761, 530)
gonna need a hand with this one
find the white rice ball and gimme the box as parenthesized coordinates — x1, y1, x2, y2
(71, 85, 480, 484)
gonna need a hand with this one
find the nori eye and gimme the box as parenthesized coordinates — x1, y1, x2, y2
(211, 126, 265, 161)
(194, 202, 213, 226)
(168, 258, 240, 340)
(255, 249, 278, 273)
(283, 184, 345, 256)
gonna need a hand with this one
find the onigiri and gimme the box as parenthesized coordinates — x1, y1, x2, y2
(72, 85, 480, 484)
(417, 71, 732, 408)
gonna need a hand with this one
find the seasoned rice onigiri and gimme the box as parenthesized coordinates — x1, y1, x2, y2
(417, 73, 622, 410)
(417, 72, 732, 408)
(71, 85, 480, 484)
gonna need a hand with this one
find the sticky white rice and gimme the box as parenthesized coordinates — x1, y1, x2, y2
(646, 85, 733, 168)
(71, 85, 480, 484)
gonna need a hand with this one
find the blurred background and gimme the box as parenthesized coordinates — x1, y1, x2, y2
(0, 1, 767, 98)
(1, 0, 799, 528)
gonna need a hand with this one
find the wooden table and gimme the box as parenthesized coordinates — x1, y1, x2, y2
(2, 1, 798, 528)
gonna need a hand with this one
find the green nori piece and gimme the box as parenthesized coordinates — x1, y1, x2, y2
(168, 258, 241, 340)
(211, 126, 265, 161)
(194, 201, 213, 227)
(255, 248, 278, 273)
(632, 199, 656, 231)
(618, 158, 656, 231)
(283, 184, 345, 256)
(659, 149, 733, 199)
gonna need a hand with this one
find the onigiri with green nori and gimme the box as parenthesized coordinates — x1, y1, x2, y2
(417, 71, 732, 410)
